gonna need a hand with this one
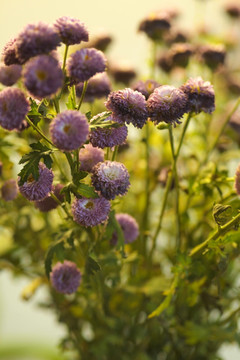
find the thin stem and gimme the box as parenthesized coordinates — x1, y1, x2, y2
(64, 151, 74, 176)
(72, 85, 77, 109)
(111, 145, 119, 161)
(52, 153, 70, 182)
(75, 148, 80, 173)
(25, 116, 54, 147)
(62, 44, 69, 73)
(50, 192, 72, 219)
(53, 97, 60, 113)
(175, 112, 192, 159)
(77, 81, 88, 111)
(142, 121, 151, 247)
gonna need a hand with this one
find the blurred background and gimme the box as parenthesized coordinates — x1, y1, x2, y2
(0, 0, 240, 358)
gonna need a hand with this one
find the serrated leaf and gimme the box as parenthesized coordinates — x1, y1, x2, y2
(72, 170, 88, 185)
(75, 183, 99, 198)
(28, 98, 42, 125)
(45, 239, 65, 278)
(85, 256, 101, 275)
(213, 204, 232, 226)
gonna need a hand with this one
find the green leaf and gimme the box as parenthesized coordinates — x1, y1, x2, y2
(213, 204, 232, 226)
(72, 169, 88, 186)
(44, 239, 65, 278)
(74, 183, 99, 198)
(89, 111, 112, 124)
(85, 256, 101, 275)
(85, 111, 92, 121)
(66, 90, 75, 110)
(60, 184, 72, 203)
(27, 98, 42, 125)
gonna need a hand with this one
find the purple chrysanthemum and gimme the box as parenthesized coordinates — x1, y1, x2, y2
(54, 16, 88, 45)
(1, 38, 20, 66)
(79, 144, 104, 172)
(1, 179, 18, 201)
(0, 64, 22, 86)
(89, 113, 128, 149)
(235, 164, 240, 196)
(75, 73, 111, 103)
(23, 55, 63, 99)
(18, 162, 53, 201)
(111, 213, 139, 245)
(50, 110, 89, 151)
(71, 196, 110, 227)
(15, 22, 61, 64)
(0, 88, 30, 131)
(132, 79, 160, 100)
(50, 260, 81, 294)
(66, 48, 107, 84)
(105, 88, 148, 129)
(91, 161, 130, 200)
(180, 77, 215, 114)
(147, 85, 188, 126)
(34, 184, 64, 212)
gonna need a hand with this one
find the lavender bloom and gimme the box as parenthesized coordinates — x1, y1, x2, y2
(67, 48, 107, 84)
(72, 196, 110, 227)
(235, 164, 240, 196)
(92, 161, 130, 200)
(1, 179, 18, 201)
(0, 88, 30, 131)
(180, 77, 215, 114)
(132, 79, 160, 100)
(23, 55, 63, 99)
(1, 38, 20, 66)
(105, 88, 148, 129)
(50, 260, 81, 294)
(15, 22, 61, 64)
(0, 64, 22, 86)
(54, 16, 88, 45)
(18, 162, 53, 201)
(79, 144, 104, 172)
(147, 85, 188, 126)
(50, 110, 89, 151)
(138, 11, 171, 40)
(111, 213, 139, 245)
(75, 73, 111, 103)
(34, 184, 64, 212)
(89, 113, 128, 149)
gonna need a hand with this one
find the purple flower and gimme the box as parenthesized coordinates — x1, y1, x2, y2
(34, 184, 64, 212)
(18, 162, 53, 201)
(79, 144, 104, 172)
(0, 64, 22, 86)
(169, 43, 194, 68)
(50, 260, 81, 294)
(0, 88, 30, 131)
(235, 163, 240, 196)
(91, 161, 130, 200)
(15, 22, 61, 64)
(54, 16, 88, 45)
(198, 44, 226, 70)
(105, 88, 148, 129)
(50, 110, 89, 151)
(89, 113, 128, 149)
(1, 38, 20, 66)
(110, 64, 137, 86)
(111, 213, 139, 245)
(66, 48, 107, 84)
(1, 179, 18, 201)
(180, 77, 215, 114)
(138, 11, 171, 40)
(23, 55, 63, 99)
(132, 79, 160, 99)
(71, 196, 110, 227)
(75, 73, 111, 103)
(147, 85, 188, 126)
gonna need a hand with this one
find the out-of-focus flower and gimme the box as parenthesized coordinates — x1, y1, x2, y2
(1, 179, 18, 201)
(110, 64, 137, 86)
(198, 44, 226, 70)
(87, 33, 113, 52)
(169, 43, 194, 68)
(1, 38, 20, 66)
(163, 28, 189, 45)
(50, 260, 81, 294)
(132, 79, 160, 99)
(0, 64, 22, 86)
(138, 11, 171, 41)
(76, 72, 111, 102)
(54, 16, 88, 45)
(79, 144, 104, 172)
(224, 4, 240, 18)
(157, 54, 173, 73)
(34, 184, 64, 212)
(111, 213, 139, 245)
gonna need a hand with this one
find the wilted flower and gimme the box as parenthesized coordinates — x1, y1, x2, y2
(18, 162, 53, 201)
(72, 196, 110, 227)
(50, 260, 81, 294)
(111, 213, 139, 245)
(105, 88, 148, 129)
(91, 161, 130, 200)
(132, 79, 160, 99)
(76, 73, 111, 102)
(34, 184, 64, 212)
(138, 11, 171, 41)
(0, 64, 22, 86)
(50, 110, 89, 151)
(147, 85, 188, 125)
(1, 38, 20, 66)
(1, 179, 18, 201)
(79, 144, 104, 172)
(23, 55, 63, 99)
(67, 48, 107, 84)
(54, 16, 88, 45)
(0, 88, 30, 131)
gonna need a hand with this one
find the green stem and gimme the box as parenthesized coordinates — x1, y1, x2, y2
(50, 192, 71, 219)
(75, 148, 80, 173)
(52, 153, 69, 182)
(142, 121, 151, 246)
(25, 116, 54, 147)
(175, 112, 192, 159)
(53, 98, 60, 113)
(72, 85, 77, 108)
(111, 145, 119, 161)
(62, 44, 69, 73)
(77, 81, 88, 111)
(64, 151, 74, 176)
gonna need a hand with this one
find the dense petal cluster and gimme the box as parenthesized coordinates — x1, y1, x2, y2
(76, 73, 111, 102)
(111, 213, 139, 245)
(147, 85, 188, 125)
(67, 48, 107, 83)
(235, 164, 240, 196)
(15, 22, 61, 64)
(35, 184, 64, 212)
(105, 88, 148, 129)
(91, 161, 130, 200)
(50, 260, 81, 294)
(1, 179, 18, 201)
(71, 196, 110, 227)
(23, 55, 63, 99)
(132, 79, 160, 99)
(79, 144, 104, 172)
(54, 16, 88, 45)
(1, 38, 20, 66)
(50, 110, 89, 151)
(18, 163, 53, 201)
(89, 113, 128, 148)
(0, 64, 22, 86)
(0, 88, 30, 130)
(180, 77, 215, 114)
